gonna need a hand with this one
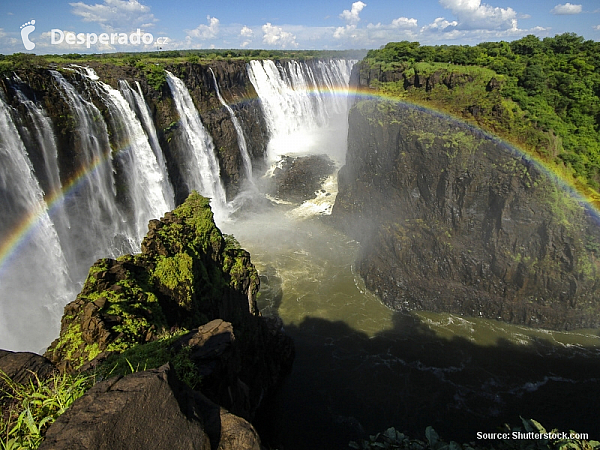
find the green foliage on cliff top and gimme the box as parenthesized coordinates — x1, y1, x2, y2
(362, 33, 600, 208)
(0, 49, 363, 72)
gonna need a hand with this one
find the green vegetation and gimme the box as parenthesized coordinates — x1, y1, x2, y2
(46, 255, 169, 368)
(153, 253, 195, 307)
(350, 419, 599, 450)
(0, 48, 364, 75)
(363, 34, 600, 208)
(0, 370, 93, 450)
(142, 62, 167, 91)
(98, 329, 203, 390)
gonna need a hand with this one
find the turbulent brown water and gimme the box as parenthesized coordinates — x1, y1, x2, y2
(220, 204, 600, 449)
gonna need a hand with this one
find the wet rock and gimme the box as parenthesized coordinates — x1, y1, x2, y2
(271, 154, 336, 204)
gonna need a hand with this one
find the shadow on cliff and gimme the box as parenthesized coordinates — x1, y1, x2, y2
(257, 311, 600, 450)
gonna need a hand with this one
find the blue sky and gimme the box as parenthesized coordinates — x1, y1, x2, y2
(0, 0, 598, 54)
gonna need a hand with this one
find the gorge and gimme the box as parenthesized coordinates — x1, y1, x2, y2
(1, 56, 600, 448)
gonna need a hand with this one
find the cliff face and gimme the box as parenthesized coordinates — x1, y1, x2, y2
(333, 100, 600, 329)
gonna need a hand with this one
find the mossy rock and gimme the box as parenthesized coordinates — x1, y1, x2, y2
(45, 191, 259, 372)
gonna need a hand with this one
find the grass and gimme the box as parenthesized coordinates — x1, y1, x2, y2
(0, 370, 94, 450)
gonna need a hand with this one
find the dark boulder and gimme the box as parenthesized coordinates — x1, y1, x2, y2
(38, 363, 261, 450)
(0, 350, 56, 385)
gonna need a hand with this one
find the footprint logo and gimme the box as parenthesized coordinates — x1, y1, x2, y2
(20, 20, 36, 51)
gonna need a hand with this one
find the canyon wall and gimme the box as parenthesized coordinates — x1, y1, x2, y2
(333, 99, 600, 329)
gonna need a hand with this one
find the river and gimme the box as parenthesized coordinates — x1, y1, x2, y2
(221, 200, 600, 449)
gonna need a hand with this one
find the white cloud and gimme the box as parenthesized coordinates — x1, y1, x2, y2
(335, 1, 368, 40)
(550, 3, 582, 14)
(421, 17, 459, 32)
(69, 0, 157, 32)
(333, 24, 356, 39)
(340, 1, 366, 25)
(240, 25, 253, 47)
(187, 15, 220, 40)
(262, 22, 298, 48)
(391, 17, 418, 28)
(0, 28, 5, 38)
(240, 26, 253, 37)
(594, 25, 600, 30)
(438, 0, 518, 30)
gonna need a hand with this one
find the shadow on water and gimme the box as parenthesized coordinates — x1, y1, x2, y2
(257, 311, 600, 450)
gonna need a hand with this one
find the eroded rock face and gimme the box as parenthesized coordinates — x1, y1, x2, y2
(333, 100, 600, 329)
(44, 192, 260, 371)
(38, 363, 261, 450)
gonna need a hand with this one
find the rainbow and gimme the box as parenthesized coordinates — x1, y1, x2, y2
(1, 81, 599, 279)
(0, 146, 113, 278)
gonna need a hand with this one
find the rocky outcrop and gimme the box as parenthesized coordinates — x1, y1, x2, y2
(0, 350, 56, 385)
(270, 154, 336, 203)
(45, 192, 294, 419)
(333, 99, 600, 330)
(38, 363, 261, 450)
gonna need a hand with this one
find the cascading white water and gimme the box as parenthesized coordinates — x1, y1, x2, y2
(13, 91, 63, 204)
(165, 71, 228, 217)
(209, 68, 254, 184)
(79, 69, 174, 242)
(0, 94, 74, 352)
(12, 89, 71, 243)
(51, 70, 135, 269)
(120, 80, 175, 206)
(247, 59, 355, 165)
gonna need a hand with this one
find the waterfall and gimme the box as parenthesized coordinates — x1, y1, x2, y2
(247, 59, 355, 164)
(12, 89, 71, 241)
(0, 93, 74, 352)
(79, 69, 174, 242)
(120, 80, 175, 207)
(209, 68, 254, 184)
(165, 71, 228, 216)
(0, 60, 355, 351)
(13, 90, 63, 204)
(50, 70, 135, 268)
